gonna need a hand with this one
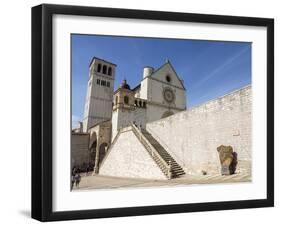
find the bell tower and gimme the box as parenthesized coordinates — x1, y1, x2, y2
(111, 80, 135, 139)
(83, 57, 116, 132)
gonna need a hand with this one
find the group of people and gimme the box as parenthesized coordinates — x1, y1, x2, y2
(71, 163, 95, 190)
(72, 162, 95, 175)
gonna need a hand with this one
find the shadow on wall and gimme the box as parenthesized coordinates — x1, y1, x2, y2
(232, 152, 238, 174)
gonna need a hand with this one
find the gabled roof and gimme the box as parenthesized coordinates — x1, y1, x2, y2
(150, 60, 186, 90)
(114, 60, 186, 93)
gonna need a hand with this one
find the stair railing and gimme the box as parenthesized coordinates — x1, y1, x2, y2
(131, 123, 172, 179)
(146, 126, 185, 167)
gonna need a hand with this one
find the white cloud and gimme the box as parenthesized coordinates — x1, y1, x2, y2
(191, 46, 250, 90)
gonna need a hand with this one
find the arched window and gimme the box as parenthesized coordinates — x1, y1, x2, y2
(124, 96, 129, 104)
(102, 65, 107, 74)
(115, 96, 118, 105)
(97, 64, 101, 72)
(108, 67, 112, 76)
(166, 74, 171, 83)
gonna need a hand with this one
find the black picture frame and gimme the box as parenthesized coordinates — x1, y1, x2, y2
(31, 4, 274, 222)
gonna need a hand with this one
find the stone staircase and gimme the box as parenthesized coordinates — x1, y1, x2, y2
(140, 128, 185, 178)
(131, 123, 185, 179)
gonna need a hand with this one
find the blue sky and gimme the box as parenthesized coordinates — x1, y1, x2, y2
(72, 34, 251, 126)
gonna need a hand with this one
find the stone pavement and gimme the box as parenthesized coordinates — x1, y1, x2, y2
(72, 172, 251, 191)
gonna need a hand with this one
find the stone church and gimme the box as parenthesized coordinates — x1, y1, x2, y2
(72, 57, 252, 180)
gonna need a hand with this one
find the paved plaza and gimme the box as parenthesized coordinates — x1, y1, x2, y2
(72, 172, 251, 191)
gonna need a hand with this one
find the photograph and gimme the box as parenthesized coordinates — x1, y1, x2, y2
(0, 0, 278, 224)
(30, 3, 274, 221)
(70, 34, 252, 191)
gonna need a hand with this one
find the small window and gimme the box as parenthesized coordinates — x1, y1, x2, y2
(124, 96, 129, 104)
(115, 96, 118, 105)
(97, 79, 100, 85)
(97, 64, 102, 72)
(108, 67, 112, 76)
(166, 75, 171, 83)
(102, 65, 107, 74)
(106, 81, 110, 87)
(101, 80, 106, 86)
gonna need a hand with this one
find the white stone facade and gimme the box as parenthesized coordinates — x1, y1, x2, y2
(73, 57, 252, 180)
(112, 106, 147, 141)
(100, 85, 252, 179)
(99, 128, 166, 180)
(146, 85, 252, 175)
(140, 63, 186, 109)
(111, 61, 187, 137)
(83, 58, 116, 132)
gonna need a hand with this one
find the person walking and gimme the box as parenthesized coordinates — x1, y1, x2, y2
(74, 173, 81, 188)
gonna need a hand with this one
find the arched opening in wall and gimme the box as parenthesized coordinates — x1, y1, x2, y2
(97, 64, 101, 72)
(108, 67, 112, 76)
(161, 111, 174, 119)
(98, 143, 108, 164)
(124, 96, 129, 104)
(102, 65, 107, 74)
(89, 132, 97, 166)
(89, 141, 97, 167)
(89, 132, 97, 150)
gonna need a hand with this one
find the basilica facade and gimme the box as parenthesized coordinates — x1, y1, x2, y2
(74, 57, 187, 173)
(72, 56, 252, 180)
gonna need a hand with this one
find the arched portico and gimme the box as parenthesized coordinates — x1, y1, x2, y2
(94, 142, 109, 174)
(89, 132, 97, 165)
(87, 120, 112, 174)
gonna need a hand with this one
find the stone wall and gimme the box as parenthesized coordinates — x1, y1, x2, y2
(111, 107, 146, 141)
(133, 107, 146, 128)
(146, 85, 252, 175)
(71, 133, 90, 168)
(146, 102, 183, 123)
(99, 127, 166, 180)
